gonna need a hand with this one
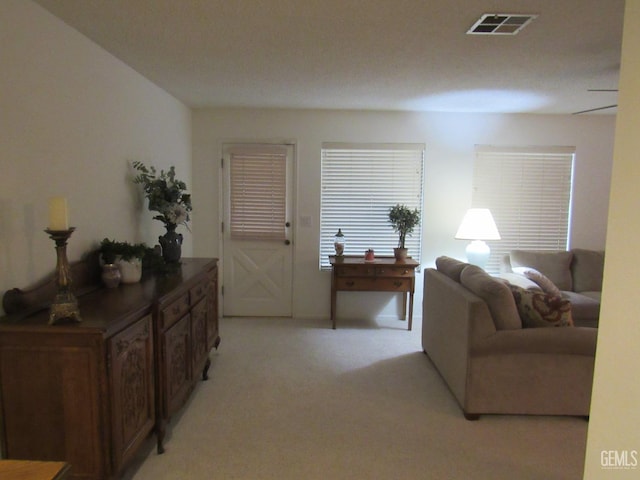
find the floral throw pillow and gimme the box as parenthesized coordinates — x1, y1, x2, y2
(508, 284, 574, 328)
(512, 266, 563, 298)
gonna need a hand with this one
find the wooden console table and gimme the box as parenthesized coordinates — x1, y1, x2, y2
(329, 255, 419, 330)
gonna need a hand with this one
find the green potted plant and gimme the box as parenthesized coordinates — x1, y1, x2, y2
(388, 204, 421, 260)
(99, 238, 148, 284)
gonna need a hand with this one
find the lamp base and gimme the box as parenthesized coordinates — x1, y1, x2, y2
(465, 240, 490, 269)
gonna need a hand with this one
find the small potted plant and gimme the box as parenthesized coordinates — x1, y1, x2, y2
(99, 238, 148, 284)
(388, 204, 421, 260)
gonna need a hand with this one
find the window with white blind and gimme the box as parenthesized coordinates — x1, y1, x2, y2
(320, 143, 425, 269)
(472, 145, 575, 273)
(229, 146, 287, 240)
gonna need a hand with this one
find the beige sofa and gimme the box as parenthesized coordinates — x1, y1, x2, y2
(422, 256, 597, 419)
(500, 249, 604, 328)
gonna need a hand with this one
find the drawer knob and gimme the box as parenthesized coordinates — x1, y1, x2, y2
(393, 281, 402, 287)
(346, 280, 355, 287)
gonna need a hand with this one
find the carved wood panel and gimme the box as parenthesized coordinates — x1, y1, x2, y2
(162, 313, 192, 416)
(190, 298, 208, 376)
(109, 314, 155, 472)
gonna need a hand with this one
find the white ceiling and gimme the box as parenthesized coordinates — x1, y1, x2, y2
(33, 0, 624, 115)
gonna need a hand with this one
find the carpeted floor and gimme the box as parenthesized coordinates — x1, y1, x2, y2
(123, 316, 588, 480)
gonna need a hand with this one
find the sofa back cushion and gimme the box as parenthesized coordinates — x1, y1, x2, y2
(460, 265, 522, 330)
(435, 256, 468, 282)
(510, 250, 573, 291)
(571, 249, 604, 292)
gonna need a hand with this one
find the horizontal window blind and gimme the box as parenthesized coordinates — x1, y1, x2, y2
(230, 146, 287, 240)
(320, 143, 425, 269)
(472, 146, 574, 273)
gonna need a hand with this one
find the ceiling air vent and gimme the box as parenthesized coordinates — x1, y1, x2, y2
(467, 13, 537, 35)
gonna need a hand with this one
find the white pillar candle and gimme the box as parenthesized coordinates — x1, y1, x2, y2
(48, 196, 69, 230)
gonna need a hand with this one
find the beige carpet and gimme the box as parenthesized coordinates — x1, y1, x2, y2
(123, 316, 588, 480)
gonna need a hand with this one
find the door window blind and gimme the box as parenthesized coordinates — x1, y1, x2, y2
(320, 143, 425, 269)
(229, 146, 287, 240)
(472, 146, 574, 273)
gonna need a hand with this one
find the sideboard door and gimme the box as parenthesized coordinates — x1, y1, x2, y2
(109, 314, 155, 473)
(162, 313, 193, 416)
(0, 333, 105, 479)
(191, 297, 209, 379)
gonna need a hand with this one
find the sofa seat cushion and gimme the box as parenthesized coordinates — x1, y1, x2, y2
(460, 265, 522, 330)
(510, 250, 574, 291)
(579, 291, 601, 302)
(562, 291, 600, 328)
(509, 285, 573, 328)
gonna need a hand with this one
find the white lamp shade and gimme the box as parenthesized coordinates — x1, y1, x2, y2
(455, 208, 501, 241)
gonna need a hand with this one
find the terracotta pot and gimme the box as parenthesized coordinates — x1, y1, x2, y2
(394, 247, 408, 261)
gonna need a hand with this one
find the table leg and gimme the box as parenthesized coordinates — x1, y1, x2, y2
(408, 292, 414, 331)
(400, 292, 407, 320)
(330, 275, 336, 329)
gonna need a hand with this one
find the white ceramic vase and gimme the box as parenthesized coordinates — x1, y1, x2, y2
(117, 258, 142, 283)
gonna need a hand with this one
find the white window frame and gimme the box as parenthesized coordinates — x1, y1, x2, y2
(472, 145, 575, 273)
(319, 143, 425, 269)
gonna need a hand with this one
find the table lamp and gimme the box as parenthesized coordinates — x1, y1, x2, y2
(455, 208, 500, 268)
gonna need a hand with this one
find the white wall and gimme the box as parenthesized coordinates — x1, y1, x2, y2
(192, 108, 615, 321)
(0, 0, 192, 314)
(584, 1, 640, 478)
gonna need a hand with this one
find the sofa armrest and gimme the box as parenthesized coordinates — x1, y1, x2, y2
(471, 326, 597, 357)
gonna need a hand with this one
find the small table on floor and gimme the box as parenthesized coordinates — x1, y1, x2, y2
(0, 460, 71, 480)
(329, 255, 419, 330)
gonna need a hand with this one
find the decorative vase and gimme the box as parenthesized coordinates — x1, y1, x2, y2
(394, 247, 408, 261)
(101, 264, 121, 288)
(118, 258, 143, 283)
(159, 223, 183, 263)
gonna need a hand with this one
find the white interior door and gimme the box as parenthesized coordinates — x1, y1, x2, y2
(222, 143, 294, 317)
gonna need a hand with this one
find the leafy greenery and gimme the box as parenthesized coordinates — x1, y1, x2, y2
(99, 238, 148, 263)
(132, 161, 192, 228)
(388, 204, 421, 248)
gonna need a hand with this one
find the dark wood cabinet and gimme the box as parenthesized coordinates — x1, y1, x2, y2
(0, 258, 219, 480)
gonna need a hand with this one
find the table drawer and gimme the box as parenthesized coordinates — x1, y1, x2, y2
(190, 281, 207, 305)
(336, 277, 411, 291)
(160, 293, 190, 330)
(336, 265, 375, 277)
(375, 266, 414, 277)
(377, 278, 412, 291)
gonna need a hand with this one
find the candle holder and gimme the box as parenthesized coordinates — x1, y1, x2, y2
(45, 227, 81, 325)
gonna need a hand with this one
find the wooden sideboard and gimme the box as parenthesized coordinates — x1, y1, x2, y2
(329, 255, 419, 330)
(0, 258, 219, 480)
